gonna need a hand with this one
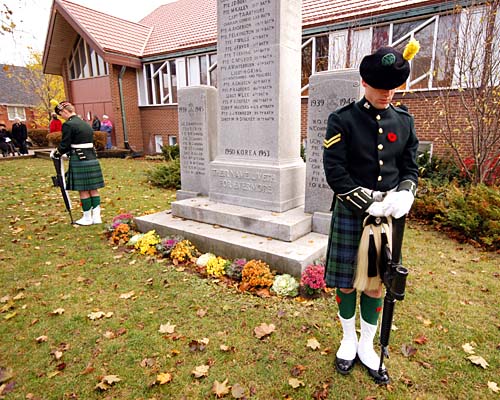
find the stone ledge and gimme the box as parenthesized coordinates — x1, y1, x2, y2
(171, 197, 312, 242)
(134, 211, 328, 277)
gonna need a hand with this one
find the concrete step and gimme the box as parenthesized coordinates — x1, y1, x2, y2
(171, 197, 312, 242)
(135, 210, 328, 277)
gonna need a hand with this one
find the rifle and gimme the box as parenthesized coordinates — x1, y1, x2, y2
(378, 216, 408, 375)
(51, 156, 74, 224)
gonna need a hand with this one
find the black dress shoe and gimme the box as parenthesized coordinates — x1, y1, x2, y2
(362, 363, 390, 384)
(335, 356, 356, 375)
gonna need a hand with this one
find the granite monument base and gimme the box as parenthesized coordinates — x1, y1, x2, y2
(135, 210, 328, 277)
(171, 197, 311, 242)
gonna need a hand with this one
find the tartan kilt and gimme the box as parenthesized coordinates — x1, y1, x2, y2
(324, 200, 364, 288)
(67, 155, 105, 191)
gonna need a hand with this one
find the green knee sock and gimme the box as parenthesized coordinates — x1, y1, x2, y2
(360, 292, 382, 325)
(336, 289, 357, 319)
(81, 198, 92, 212)
(90, 196, 101, 208)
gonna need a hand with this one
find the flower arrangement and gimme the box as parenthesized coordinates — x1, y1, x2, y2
(206, 256, 230, 277)
(109, 223, 132, 245)
(156, 236, 183, 258)
(196, 253, 216, 267)
(226, 258, 247, 281)
(170, 239, 198, 264)
(134, 230, 161, 256)
(271, 274, 299, 297)
(111, 213, 135, 229)
(127, 233, 144, 247)
(300, 264, 326, 296)
(241, 259, 274, 289)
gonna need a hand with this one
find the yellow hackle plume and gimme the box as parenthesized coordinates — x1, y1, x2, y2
(50, 99, 60, 108)
(403, 38, 420, 61)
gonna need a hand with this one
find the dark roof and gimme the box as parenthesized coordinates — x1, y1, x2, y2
(0, 64, 40, 106)
(44, 0, 451, 73)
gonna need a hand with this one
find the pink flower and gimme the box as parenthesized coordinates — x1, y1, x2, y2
(300, 264, 326, 290)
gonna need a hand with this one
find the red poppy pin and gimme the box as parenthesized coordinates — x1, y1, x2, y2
(387, 132, 397, 142)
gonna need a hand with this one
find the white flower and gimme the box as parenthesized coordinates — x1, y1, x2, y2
(127, 233, 144, 246)
(271, 274, 299, 297)
(196, 253, 216, 267)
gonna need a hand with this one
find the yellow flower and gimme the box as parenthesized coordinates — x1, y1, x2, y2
(403, 38, 420, 61)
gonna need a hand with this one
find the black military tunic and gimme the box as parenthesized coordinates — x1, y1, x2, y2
(58, 115, 105, 191)
(322, 97, 418, 288)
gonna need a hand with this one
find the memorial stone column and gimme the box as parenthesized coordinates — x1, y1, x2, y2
(210, 0, 305, 212)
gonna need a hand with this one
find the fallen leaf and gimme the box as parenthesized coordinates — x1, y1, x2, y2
(140, 358, 156, 368)
(231, 383, 246, 398)
(119, 291, 135, 299)
(414, 334, 428, 345)
(192, 365, 209, 378)
(488, 381, 499, 393)
(159, 322, 176, 334)
(0, 367, 13, 384)
(288, 377, 305, 388)
(307, 337, 321, 350)
(254, 323, 275, 339)
(467, 355, 489, 369)
(291, 364, 306, 377)
(212, 378, 231, 398)
(462, 343, 475, 354)
(196, 308, 207, 318)
(156, 372, 173, 385)
(401, 343, 417, 357)
(50, 308, 65, 315)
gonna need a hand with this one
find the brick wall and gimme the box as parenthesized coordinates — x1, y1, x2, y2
(140, 105, 179, 153)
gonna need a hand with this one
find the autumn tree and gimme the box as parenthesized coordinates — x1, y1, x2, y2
(8, 49, 66, 128)
(426, 1, 500, 185)
(1, 3, 14, 34)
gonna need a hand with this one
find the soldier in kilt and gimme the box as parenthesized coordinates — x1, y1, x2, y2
(323, 40, 420, 384)
(51, 101, 105, 226)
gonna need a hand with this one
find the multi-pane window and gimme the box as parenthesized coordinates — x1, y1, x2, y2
(7, 106, 26, 121)
(139, 53, 216, 105)
(68, 37, 109, 80)
(300, 4, 496, 92)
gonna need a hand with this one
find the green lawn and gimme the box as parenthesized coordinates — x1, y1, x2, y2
(0, 157, 498, 399)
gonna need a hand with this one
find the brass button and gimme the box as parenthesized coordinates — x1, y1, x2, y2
(378, 176, 383, 181)
(378, 144, 384, 150)
(376, 115, 381, 120)
(379, 160, 384, 166)
(378, 128, 383, 134)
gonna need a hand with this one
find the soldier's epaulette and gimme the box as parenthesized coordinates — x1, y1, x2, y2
(392, 104, 410, 115)
(336, 101, 355, 114)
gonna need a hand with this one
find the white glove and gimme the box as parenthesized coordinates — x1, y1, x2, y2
(384, 190, 414, 219)
(50, 149, 60, 159)
(367, 200, 391, 217)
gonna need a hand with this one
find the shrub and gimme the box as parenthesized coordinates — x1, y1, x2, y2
(46, 130, 106, 150)
(414, 180, 500, 250)
(145, 158, 181, 189)
(437, 183, 500, 249)
(161, 145, 180, 161)
(29, 129, 50, 147)
(417, 153, 465, 185)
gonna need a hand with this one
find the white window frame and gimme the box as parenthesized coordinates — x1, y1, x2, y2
(7, 106, 26, 121)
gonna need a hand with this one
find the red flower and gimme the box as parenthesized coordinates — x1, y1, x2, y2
(387, 132, 397, 142)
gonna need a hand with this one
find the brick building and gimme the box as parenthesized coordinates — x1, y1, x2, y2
(0, 65, 41, 130)
(43, 0, 499, 158)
